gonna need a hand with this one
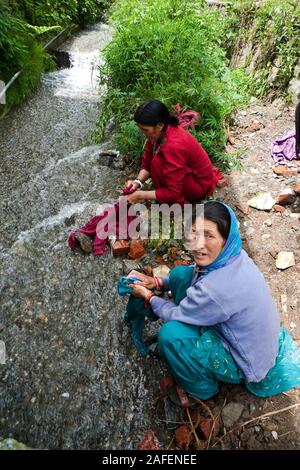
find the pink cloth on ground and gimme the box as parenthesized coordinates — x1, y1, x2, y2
(68, 186, 136, 256)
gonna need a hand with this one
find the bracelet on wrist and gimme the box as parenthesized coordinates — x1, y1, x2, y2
(145, 291, 155, 303)
(134, 179, 143, 189)
(154, 277, 163, 290)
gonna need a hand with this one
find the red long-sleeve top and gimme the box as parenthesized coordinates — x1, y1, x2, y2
(141, 125, 218, 204)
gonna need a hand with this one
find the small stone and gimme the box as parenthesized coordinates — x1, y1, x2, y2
(250, 404, 256, 413)
(111, 239, 130, 257)
(175, 425, 193, 450)
(248, 193, 275, 211)
(276, 191, 295, 206)
(273, 166, 298, 177)
(12, 240, 26, 254)
(61, 392, 70, 398)
(261, 234, 271, 241)
(221, 402, 244, 428)
(248, 121, 262, 132)
(122, 259, 141, 274)
(128, 240, 146, 260)
(292, 183, 300, 194)
(275, 251, 295, 270)
(273, 204, 286, 213)
(36, 313, 47, 323)
(264, 219, 272, 227)
(271, 431, 278, 440)
(198, 415, 221, 440)
(163, 397, 181, 430)
(152, 265, 170, 277)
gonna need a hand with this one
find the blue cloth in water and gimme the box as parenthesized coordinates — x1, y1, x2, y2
(117, 276, 158, 356)
(117, 277, 141, 295)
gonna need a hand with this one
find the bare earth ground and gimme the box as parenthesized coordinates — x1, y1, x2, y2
(212, 99, 300, 450)
(152, 99, 300, 450)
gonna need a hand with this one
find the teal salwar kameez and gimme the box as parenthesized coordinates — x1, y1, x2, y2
(158, 265, 300, 399)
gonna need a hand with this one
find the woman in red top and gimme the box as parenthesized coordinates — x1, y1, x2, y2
(125, 99, 219, 206)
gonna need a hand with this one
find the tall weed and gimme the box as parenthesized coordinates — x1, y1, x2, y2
(96, 0, 250, 167)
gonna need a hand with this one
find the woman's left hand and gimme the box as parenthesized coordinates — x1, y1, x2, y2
(126, 191, 144, 205)
(128, 283, 151, 299)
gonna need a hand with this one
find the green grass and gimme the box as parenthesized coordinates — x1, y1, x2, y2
(95, 0, 251, 169)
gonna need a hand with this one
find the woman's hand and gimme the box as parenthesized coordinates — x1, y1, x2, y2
(124, 180, 139, 192)
(128, 270, 156, 289)
(126, 190, 145, 204)
(128, 283, 152, 299)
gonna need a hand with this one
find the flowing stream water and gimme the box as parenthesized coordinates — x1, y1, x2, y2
(0, 23, 163, 450)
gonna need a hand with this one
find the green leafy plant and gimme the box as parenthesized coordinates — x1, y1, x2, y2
(0, 2, 47, 115)
(225, 0, 300, 99)
(95, 0, 250, 168)
(10, 0, 111, 26)
(0, 0, 112, 115)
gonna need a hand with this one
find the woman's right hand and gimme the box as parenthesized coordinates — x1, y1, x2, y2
(127, 270, 156, 289)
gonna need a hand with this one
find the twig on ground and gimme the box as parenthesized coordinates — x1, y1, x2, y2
(186, 408, 202, 450)
(207, 394, 228, 449)
(158, 419, 185, 425)
(278, 430, 296, 438)
(241, 402, 300, 427)
(166, 436, 175, 450)
(212, 402, 300, 448)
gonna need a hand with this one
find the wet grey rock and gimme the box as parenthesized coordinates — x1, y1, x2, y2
(122, 259, 143, 274)
(163, 397, 181, 430)
(221, 402, 244, 428)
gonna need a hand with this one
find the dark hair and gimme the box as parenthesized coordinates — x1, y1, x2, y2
(134, 99, 179, 127)
(191, 201, 231, 240)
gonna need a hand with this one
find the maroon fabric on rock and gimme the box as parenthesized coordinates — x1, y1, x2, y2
(68, 186, 136, 256)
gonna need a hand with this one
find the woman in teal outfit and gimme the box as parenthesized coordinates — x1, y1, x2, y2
(127, 201, 300, 402)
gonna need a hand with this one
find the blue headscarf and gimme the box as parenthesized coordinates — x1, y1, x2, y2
(194, 201, 242, 276)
